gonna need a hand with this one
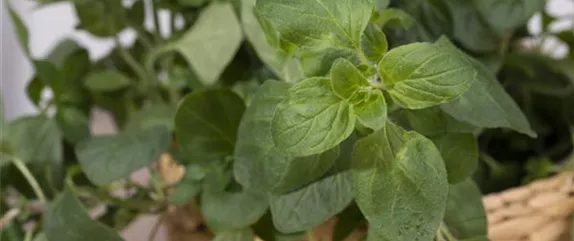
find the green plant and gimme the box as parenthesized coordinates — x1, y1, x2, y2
(1, 0, 573, 240)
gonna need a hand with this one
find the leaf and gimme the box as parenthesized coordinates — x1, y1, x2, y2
(352, 121, 448, 241)
(377, 41, 475, 109)
(83, 70, 132, 92)
(127, 0, 145, 25)
(272, 77, 355, 156)
(405, 107, 478, 136)
(26, 76, 45, 107)
(376, 0, 390, 11)
(73, 0, 127, 37)
(173, 2, 243, 85)
(56, 105, 90, 144)
(44, 190, 124, 241)
(256, 0, 373, 49)
(474, 0, 546, 33)
(270, 171, 354, 233)
(361, 23, 388, 63)
(6, 0, 30, 55)
(201, 189, 268, 232)
(55, 48, 91, 104)
(241, 0, 304, 82)
(46, 39, 82, 68)
(214, 228, 255, 241)
(443, 0, 500, 53)
(300, 46, 359, 77)
(353, 90, 387, 131)
(33, 233, 48, 241)
(170, 181, 201, 206)
(437, 39, 535, 137)
(175, 89, 245, 163)
(124, 104, 176, 132)
(431, 133, 478, 184)
(330, 59, 370, 100)
(4, 116, 62, 163)
(234, 81, 340, 193)
(374, 8, 415, 29)
(443, 179, 488, 240)
(76, 126, 171, 186)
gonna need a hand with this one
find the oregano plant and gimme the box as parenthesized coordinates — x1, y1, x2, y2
(2, 0, 573, 240)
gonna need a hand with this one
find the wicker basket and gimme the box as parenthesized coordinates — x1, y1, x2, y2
(159, 154, 574, 241)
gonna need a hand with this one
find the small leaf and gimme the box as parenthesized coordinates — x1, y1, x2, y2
(175, 89, 245, 163)
(300, 46, 359, 77)
(375, 8, 415, 29)
(174, 2, 243, 85)
(443, 179, 488, 240)
(353, 90, 387, 131)
(270, 171, 354, 233)
(73, 0, 127, 37)
(256, 0, 373, 49)
(56, 105, 90, 144)
(124, 104, 176, 132)
(377, 41, 475, 109)
(76, 127, 171, 186)
(214, 228, 255, 241)
(44, 190, 124, 241)
(26, 76, 45, 107)
(46, 39, 82, 68)
(170, 181, 201, 206)
(201, 189, 268, 232)
(475, 0, 545, 33)
(432, 133, 479, 184)
(352, 121, 448, 241)
(234, 81, 339, 193)
(443, 0, 500, 53)
(6, 0, 30, 55)
(83, 70, 132, 92)
(361, 23, 388, 63)
(405, 107, 478, 136)
(436, 39, 535, 137)
(330, 59, 370, 100)
(272, 77, 355, 156)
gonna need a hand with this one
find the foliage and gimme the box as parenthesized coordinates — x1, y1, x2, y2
(1, 0, 573, 240)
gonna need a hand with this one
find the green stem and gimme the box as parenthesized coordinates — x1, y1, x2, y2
(438, 223, 456, 241)
(151, 0, 163, 42)
(12, 158, 46, 203)
(113, 36, 149, 84)
(23, 224, 35, 241)
(133, 25, 154, 50)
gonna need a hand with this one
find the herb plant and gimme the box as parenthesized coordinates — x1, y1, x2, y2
(1, 0, 573, 240)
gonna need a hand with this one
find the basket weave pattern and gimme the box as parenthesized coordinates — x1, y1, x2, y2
(159, 154, 574, 241)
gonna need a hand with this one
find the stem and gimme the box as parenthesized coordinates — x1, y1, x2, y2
(23, 224, 35, 241)
(0, 208, 21, 229)
(113, 36, 149, 84)
(151, 0, 162, 42)
(12, 158, 46, 202)
(148, 215, 164, 241)
(134, 25, 154, 50)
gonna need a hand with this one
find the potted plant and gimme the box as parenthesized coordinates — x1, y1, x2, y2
(1, 0, 573, 240)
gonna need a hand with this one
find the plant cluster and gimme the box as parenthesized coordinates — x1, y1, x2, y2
(1, 0, 573, 240)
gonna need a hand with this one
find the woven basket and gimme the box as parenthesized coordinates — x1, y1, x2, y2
(159, 154, 574, 241)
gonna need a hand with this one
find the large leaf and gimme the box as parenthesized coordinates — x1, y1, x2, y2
(234, 81, 339, 193)
(3, 116, 62, 164)
(437, 40, 535, 137)
(256, 0, 373, 49)
(76, 127, 171, 185)
(352, 121, 448, 241)
(443, 0, 500, 53)
(241, 0, 304, 82)
(431, 133, 479, 184)
(474, 0, 545, 33)
(173, 2, 243, 85)
(270, 171, 354, 233)
(443, 179, 488, 241)
(44, 190, 124, 241)
(404, 107, 478, 136)
(175, 89, 245, 163)
(201, 189, 268, 232)
(272, 77, 355, 156)
(377, 41, 475, 109)
(213, 228, 255, 241)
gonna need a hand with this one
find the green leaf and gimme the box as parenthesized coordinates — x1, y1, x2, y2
(56, 105, 90, 144)
(26, 76, 45, 107)
(376, 0, 390, 11)
(443, 0, 500, 53)
(214, 228, 255, 241)
(431, 133, 478, 184)
(443, 179, 488, 240)
(83, 70, 132, 92)
(127, 0, 145, 25)
(270, 171, 354, 233)
(437, 39, 535, 137)
(76, 127, 171, 186)
(4, 116, 62, 163)
(475, 0, 545, 33)
(125, 104, 176, 132)
(330, 59, 370, 100)
(241, 0, 304, 82)
(374, 8, 415, 29)
(73, 0, 127, 37)
(405, 107, 478, 136)
(175, 89, 245, 163)
(377, 41, 475, 109)
(44, 190, 124, 241)
(170, 181, 201, 206)
(352, 121, 448, 241)
(0, 222, 24, 241)
(234, 81, 340, 193)
(361, 24, 388, 63)
(46, 39, 82, 68)
(272, 77, 355, 156)
(256, 0, 373, 49)
(300, 46, 359, 77)
(353, 91, 387, 131)
(201, 189, 268, 232)
(6, 0, 30, 55)
(173, 2, 243, 85)
(55, 48, 91, 104)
